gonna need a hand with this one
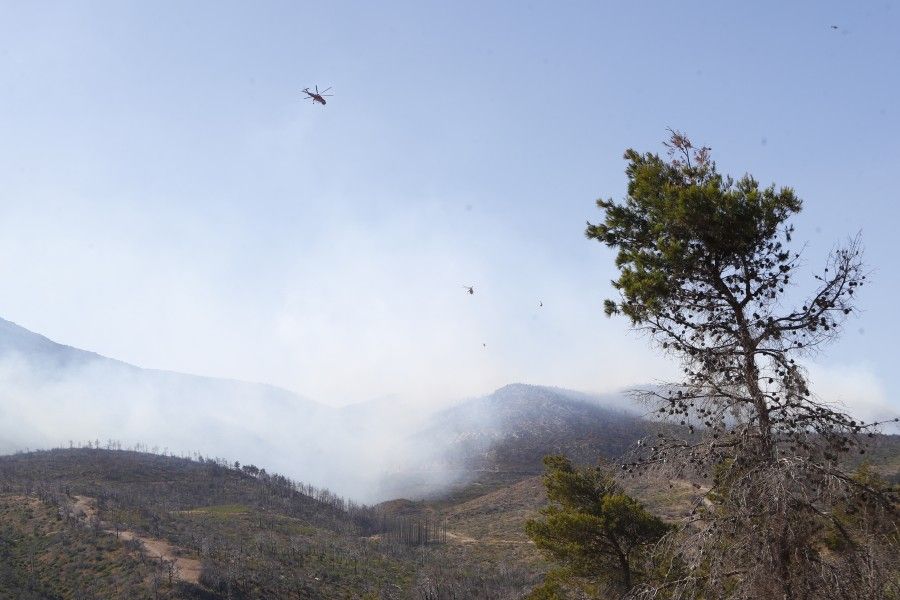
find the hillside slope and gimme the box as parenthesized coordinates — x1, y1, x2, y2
(0, 494, 168, 599)
(378, 384, 651, 500)
(0, 448, 552, 599)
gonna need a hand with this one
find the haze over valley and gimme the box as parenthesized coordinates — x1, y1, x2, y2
(0, 316, 651, 502)
(2, 3, 899, 598)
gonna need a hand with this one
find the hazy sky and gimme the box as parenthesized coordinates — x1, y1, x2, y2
(0, 1, 897, 413)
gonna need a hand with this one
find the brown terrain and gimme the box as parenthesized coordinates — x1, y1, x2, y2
(69, 494, 201, 584)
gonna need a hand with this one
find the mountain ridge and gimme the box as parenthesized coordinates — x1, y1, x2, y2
(0, 316, 650, 501)
(0, 316, 322, 405)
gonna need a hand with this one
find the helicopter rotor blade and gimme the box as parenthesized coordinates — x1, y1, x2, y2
(320, 87, 332, 93)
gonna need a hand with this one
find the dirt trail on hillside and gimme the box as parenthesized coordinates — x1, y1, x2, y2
(70, 496, 201, 584)
(117, 530, 202, 583)
(71, 495, 94, 519)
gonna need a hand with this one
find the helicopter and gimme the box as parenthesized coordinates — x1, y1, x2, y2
(302, 86, 333, 105)
(463, 286, 474, 295)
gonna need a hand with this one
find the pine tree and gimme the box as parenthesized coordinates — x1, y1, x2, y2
(586, 131, 897, 599)
(525, 455, 669, 597)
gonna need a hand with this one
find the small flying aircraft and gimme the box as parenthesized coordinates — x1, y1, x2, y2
(302, 86, 333, 105)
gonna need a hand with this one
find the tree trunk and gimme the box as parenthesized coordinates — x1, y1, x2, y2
(619, 551, 632, 591)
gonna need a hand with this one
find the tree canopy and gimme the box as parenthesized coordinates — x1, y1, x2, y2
(584, 131, 896, 599)
(525, 455, 669, 596)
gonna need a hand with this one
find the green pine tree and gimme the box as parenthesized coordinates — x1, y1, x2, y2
(525, 456, 670, 597)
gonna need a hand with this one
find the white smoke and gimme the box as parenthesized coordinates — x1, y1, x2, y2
(0, 346, 439, 502)
(807, 362, 899, 433)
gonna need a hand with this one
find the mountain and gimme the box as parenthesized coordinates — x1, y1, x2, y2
(0, 317, 352, 493)
(0, 316, 121, 372)
(376, 383, 651, 500)
(421, 383, 646, 470)
(1, 326, 895, 598)
(0, 317, 651, 502)
(0, 316, 321, 409)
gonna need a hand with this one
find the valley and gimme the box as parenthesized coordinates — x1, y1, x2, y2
(1, 321, 897, 598)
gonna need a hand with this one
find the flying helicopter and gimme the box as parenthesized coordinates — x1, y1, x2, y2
(302, 86, 333, 105)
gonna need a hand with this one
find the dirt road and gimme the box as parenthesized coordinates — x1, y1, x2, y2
(70, 496, 201, 584)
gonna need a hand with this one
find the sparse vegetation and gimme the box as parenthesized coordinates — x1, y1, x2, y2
(0, 447, 550, 598)
(0, 424, 897, 598)
(0, 494, 167, 599)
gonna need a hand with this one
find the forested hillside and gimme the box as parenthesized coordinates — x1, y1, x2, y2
(3, 433, 898, 598)
(0, 448, 549, 599)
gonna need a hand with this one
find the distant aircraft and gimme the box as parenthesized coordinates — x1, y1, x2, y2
(463, 285, 474, 295)
(830, 25, 839, 30)
(302, 86, 333, 105)
(539, 301, 543, 307)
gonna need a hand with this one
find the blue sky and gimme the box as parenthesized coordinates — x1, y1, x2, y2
(0, 1, 897, 415)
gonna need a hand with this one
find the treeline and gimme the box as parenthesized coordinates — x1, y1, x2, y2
(5, 441, 357, 515)
(1, 441, 448, 545)
(370, 512, 447, 546)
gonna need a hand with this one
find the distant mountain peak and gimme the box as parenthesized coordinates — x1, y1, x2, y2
(0, 316, 114, 370)
(492, 382, 541, 395)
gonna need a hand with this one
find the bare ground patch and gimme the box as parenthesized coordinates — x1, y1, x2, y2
(67, 495, 201, 585)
